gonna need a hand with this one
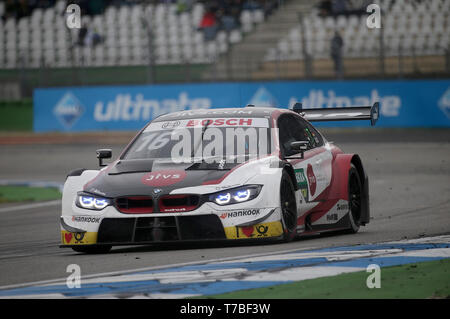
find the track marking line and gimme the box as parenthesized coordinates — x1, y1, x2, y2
(0, 244, 322, 290)
(2, 235, 450, 291)
(0, 235, 449, 298)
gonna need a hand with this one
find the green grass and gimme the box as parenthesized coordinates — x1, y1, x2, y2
(0, 100, 33, 131)
(202, 259, 450, 299)
(0, 185, 61, 203)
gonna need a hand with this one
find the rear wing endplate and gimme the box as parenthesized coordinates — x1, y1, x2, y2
(292, 102, 379, 126)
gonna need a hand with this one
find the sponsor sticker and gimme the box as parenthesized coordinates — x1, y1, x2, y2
(224, 221, 283, 239)
(438, 87, 450, 119)
(161, 121, 181, 129)
(294, 168, 309, 201)
(307, 164, 317, 197)
(144, 118, 269, 132)
(219, 209, 261, 219)
(141, 170, 186, 187)
(72, 216, 101, 223)
(186, 118, 255, 127)
(326, 213, 338, 221)
(53, 92, 84, 129)
(61, 231, 97, 245)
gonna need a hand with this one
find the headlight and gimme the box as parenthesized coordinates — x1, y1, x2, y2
(76, 193, 111, 210)
(209, 185, 262, 206)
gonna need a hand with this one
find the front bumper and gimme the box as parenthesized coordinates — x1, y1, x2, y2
(60, 213, 283, 247)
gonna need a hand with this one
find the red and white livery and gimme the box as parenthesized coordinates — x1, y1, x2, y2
(60, 103, 379, 253)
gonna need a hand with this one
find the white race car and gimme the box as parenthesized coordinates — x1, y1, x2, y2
(60, 103, 378, 253)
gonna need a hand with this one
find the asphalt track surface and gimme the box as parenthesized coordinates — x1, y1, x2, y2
(0, 129, 449, 287)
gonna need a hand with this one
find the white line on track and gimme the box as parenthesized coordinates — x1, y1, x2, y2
(0, 243, 322, 290)
(0, 200, 61, 213)
(0, 233, 448, 292)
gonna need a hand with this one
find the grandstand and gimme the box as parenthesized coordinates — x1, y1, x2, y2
(0, 0, 269, 68)
(267, 0, 450, 61)
(255, 0, 450, 79)
(0, 0, 449, 98)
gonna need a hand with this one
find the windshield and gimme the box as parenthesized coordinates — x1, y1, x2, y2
(123, 117, 273, 164)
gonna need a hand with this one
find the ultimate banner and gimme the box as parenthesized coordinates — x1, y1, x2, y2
(34, 79, 450, 132)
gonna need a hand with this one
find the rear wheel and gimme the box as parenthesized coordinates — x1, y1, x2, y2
(71, 245, 112, 254)
(347, 164, 362, 233)
(280, 171, 298, 241)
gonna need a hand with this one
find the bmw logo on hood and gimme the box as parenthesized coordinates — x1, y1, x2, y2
(153, 188, 162, 194)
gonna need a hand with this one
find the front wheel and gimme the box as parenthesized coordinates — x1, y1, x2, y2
(280, 171, 298, 242)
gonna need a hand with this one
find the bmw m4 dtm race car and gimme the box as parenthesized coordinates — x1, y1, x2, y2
(60, 103, 379, 253)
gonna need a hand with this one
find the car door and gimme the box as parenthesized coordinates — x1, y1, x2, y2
(278, 114, 332, 205)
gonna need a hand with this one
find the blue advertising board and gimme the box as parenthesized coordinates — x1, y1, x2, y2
(34, 79, 450, 132)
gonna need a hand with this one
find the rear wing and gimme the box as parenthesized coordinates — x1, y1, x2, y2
(292, 102, 379, 126)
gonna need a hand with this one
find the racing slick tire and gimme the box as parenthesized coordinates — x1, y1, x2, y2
(71, 245, 112, 254)
(280, 170, 298, 242)
(347, 163, 362, 234)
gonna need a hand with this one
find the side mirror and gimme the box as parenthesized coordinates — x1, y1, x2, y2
(96, 149, 112, 167)
(286, 141, 309, 159)
(290, 141, 309, 151)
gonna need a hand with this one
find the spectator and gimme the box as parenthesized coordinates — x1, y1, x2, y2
(77, 24, 103, 47)
(330, 31, 344, 78)
(77, 26, 88, 46)
(199, 8, 218, 41)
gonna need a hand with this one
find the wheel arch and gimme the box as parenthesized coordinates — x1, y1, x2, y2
(281, 162, 299, 191)
(62, 169, 101, 217)
(66, 168, 87, 180)
(350, 154, 370, 225)
(350, 155, 366, 183)
(334, 153, 370, 226)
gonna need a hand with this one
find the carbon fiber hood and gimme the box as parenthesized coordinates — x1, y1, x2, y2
(83, 159, 239, 198)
